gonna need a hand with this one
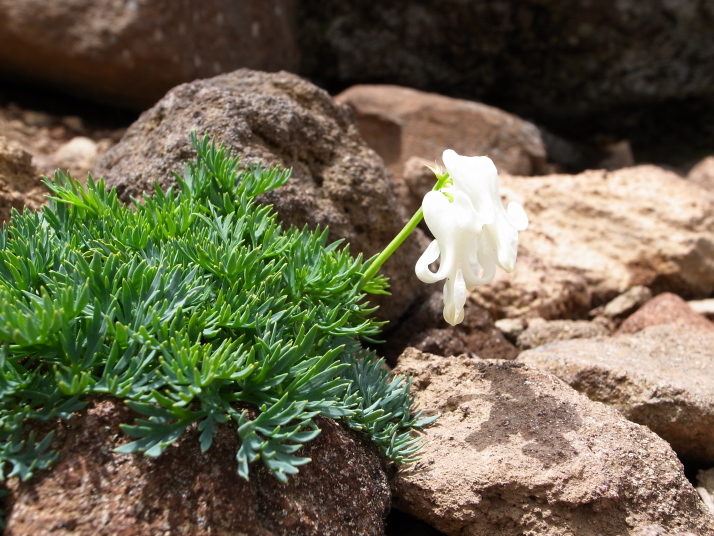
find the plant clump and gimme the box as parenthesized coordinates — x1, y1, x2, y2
(0, 134, 432, 500)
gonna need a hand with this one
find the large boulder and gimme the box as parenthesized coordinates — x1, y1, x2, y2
(0, 1, 297, 109)
(391, 348, 714, 536)
(518, 324, 714, 464)
(4, 398, 390, 535)
(298, 1, 714, 121)
(93, 69, 429, 323)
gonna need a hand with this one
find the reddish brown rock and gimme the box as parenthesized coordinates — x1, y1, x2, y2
(392, 349, 714, 536)
(4, 398, 390, 536)
(518, 324, 714, 464)
(335, 84, 550, 179)
(0, 1, 297, 109)
(93, 69, 430, 323)
(617, 293, 714, 335)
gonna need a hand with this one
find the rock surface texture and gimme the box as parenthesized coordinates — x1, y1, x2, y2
(0, 135, 46, 221)
(516, 318, 610, 350)
(391, 349, 714, 536)
(298, 1, 714, 121)
(0, 1, 298, 109)
(4, 398, 390, 536)
(518, 324, 714, 464)
(497, 166, 714, 304)
(93, 69, 429, 322)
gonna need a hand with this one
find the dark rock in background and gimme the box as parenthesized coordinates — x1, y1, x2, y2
(297, 0, 714, 160)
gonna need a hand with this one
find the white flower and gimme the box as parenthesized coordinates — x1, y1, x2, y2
(415, 150, 528, 325)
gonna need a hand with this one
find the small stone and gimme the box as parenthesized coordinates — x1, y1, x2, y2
(601, 285, 653, 319)
(494, 317, 526, 343)
(688, 298, 714, 321)
(688, 156, 714, 192)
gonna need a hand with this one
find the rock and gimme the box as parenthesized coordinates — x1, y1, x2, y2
(400, 156, 438, 216)
(298, 1, 714, 121)
(599, 140, 636, 171)
(697, 468, 714, 514)
(0, 135, 47, 221)
(688, 156, 714, 191)
(470, 254, 592, 320)
(0, 1, 298, 109)
(518, 324, 714, 464)
(391, 348, 714, 536)
(617, 293, 714, 335)
(501, 166, 714, 304)
(4, 397, 390, 536)
(493, 318, 527, 344)
(92, 69, 429, 323)
(335, 84, 553, 178)
(32, 136, 109, 182)
(382, 292, 518, 365)
(594, 285, 653, 320)
(516, 318, 610, 350)
(688, 298, 714, 321)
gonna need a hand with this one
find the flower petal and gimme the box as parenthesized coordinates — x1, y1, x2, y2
(442, 269, 467, 326)
(507, 201, 529, 231)
(415, 240, 442, 283)
(442, 149, 496, 226)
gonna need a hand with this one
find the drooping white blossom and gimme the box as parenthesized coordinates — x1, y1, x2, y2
(415, 150, 528, 325)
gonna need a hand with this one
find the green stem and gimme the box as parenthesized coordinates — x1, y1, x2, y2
(360, 172, 451, 288)
(361, 206, 425, 285)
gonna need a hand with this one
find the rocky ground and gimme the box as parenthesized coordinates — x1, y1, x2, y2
(1, 3, 714, 535)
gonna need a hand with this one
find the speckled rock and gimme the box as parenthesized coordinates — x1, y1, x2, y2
(4, 397, 390, 536)
(518, 324, 714, 464)
(0, 1, 297, 109)
(617, 292, 714, 335)
(93, 69, 429, 322)
(391, 348, 714, 536)
(0, 135, 46, 221)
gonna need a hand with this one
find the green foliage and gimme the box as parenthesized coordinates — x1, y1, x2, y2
(0, 133, 433, 490)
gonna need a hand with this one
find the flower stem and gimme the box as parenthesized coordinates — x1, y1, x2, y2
(360, 172, 451, 288)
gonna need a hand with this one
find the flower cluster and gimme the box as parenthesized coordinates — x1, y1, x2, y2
(415, 150, 528, 325)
